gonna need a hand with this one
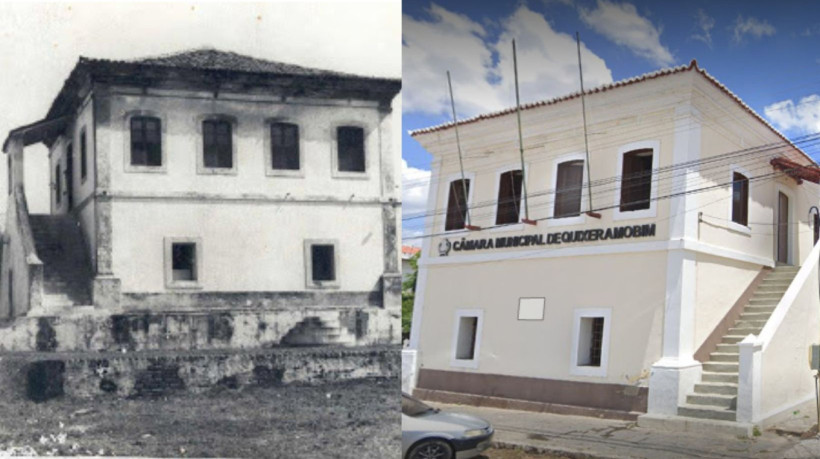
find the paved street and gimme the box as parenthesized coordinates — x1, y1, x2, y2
(430, 402, 820, 459)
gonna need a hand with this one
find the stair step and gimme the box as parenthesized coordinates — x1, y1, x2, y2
(721, 335, 749, 344)
(715, 343, 738, 353)
(743, 306, 776, 314)
(728, 327, 762, 336)
(678, 404, 736, 422)
(702, 362, 738, 373)
(734, 320, 767, 328)
(702, 371, 737, 383)
(709, 352, 739, 362)
(756, 285, 790, 293)
(686, 394, 737, 409)
(739, 311, 773, 320)
(694, 383, 738, 396)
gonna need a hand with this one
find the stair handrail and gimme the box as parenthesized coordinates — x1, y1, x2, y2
(13, 185, 41, 266)
(756, 238, 820, 351)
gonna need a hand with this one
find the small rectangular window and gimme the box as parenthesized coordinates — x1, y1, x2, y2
(620, 149, 653, 212)
(80, 129, 88, 180)
(732, 172, 749, 226)
(271, 123, 300, 170)
(554, 160, 584, 218)
(577, 317, 605, 367)
(337, 126, 365, 172)
(445, 179, 470, 231)
(455, 316, 478, 360)
(518, 298, 545, 321)
(54, 163, 61, 205)
(496, 169, 523, 225)
(130, 117, 162, 167)
(311, 244, 336, 282)
(203, 119, 233, 169)
(171, 243, 197, 281)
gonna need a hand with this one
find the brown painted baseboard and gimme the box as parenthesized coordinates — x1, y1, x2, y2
(694, 266, 771, 362)
(416, 369, 647, 415)
(413, 388, 641, 421)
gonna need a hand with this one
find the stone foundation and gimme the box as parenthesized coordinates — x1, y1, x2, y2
(0, 307, 400, 353)
(0, 346, 398, 401)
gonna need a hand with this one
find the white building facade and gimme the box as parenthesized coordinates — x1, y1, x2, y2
(407, 61, 820, 432)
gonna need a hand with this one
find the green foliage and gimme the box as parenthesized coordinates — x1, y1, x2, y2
(401, 252, 420, 342)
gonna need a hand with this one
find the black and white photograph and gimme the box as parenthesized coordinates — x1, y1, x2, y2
(0, 1, 401, 457)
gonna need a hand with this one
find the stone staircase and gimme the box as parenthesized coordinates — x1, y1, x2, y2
(29, 214, 94, 308)
(678, 265, 798, 422)
(280, 316, 357, 346)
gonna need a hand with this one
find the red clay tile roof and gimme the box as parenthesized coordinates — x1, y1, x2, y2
(410, 59, 814, 166)
(402, 246, 421, 255)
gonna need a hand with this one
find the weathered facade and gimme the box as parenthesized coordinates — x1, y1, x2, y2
(1, 49, 401, 356)
(406, 61, 820, 434)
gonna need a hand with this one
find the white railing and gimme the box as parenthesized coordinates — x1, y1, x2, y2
(737, 239, 820, 423)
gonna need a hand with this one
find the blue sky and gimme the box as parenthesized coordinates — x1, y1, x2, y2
(402, 0, 820, 243)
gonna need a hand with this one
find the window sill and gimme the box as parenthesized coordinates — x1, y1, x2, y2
(449, 358, 479, 369)
(197, 167, 237, 176)
(547, 214, 586, 227)
(569, 365, 607, 377)
(306, 280, 340, 290)
(266, 169, 305, 178)
(488, 223, 525, 233)
(332, 170, 369, 180)
(612, 206, 656, 221)
(165, 281, 203, 290)
(727, 221, 752, 236)
(125, 165, 167, 174)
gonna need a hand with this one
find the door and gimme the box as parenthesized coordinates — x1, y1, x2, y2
(777, 191, 789, 264)
(65, 144, 74, 210)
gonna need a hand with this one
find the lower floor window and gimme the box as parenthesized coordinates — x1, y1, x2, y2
(571, 308, 610, 377)
(305, 240, 340, 288)
(165, 237, 202, 289)
(451, 309, 483, 368)
(455, 316, 478, 360)
(578, 317, 605, 367)
(172, 243, 197, 281)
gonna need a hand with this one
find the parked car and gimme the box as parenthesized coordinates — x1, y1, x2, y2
(401, 392, 494, 459)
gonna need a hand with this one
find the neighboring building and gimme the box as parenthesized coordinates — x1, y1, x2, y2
(402, 245, 420, 285)
(407, 60, 820, 433)
(1, 49, 401, 351)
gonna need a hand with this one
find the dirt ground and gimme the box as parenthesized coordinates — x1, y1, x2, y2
(0, 377, 399, 458)
(479, 448, 569, 459)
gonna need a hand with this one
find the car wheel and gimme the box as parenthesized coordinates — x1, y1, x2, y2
(407, 439, 454, 459)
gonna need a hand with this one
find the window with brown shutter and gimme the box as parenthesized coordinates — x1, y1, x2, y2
(445, 179, 470, 231)
(732, 172, 749, 226)
(554, 160, 584, 218)
(495, 169, 523, 225)
(270, 122, 300, 170)
(619, 149, 653, 212)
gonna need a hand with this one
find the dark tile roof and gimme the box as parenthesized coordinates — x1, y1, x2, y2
(115, 48, 360, 78)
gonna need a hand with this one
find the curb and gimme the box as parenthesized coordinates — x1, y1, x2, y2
(492, 439, 623, 459)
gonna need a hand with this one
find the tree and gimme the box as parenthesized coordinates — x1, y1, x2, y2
(401, 252, 419, 343)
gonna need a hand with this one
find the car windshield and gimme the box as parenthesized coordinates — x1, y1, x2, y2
(402, 393, 435, 417)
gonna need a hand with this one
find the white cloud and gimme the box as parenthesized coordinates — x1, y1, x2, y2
(764, 95, 820, 134)
(579, 0, 674, 67)
(402, 4, 613, 117)
(732, 15, 775, 44)
(691, 9, 715, 48)
(402, 159, 431, 219)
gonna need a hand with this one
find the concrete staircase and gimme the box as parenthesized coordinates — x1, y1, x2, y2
(29, 214, 93, 308)
(280, 316, 357, 346)
(677, 265, 798, 422)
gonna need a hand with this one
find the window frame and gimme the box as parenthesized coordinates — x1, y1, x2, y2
(304, 239, 340, 289)
(613, 140, 659, 221)
(164, 237, 203, 290)
(728, 165, 752, 235)
(196, 115, 238, 176)
(570, 308, 611, 377)
(489, 164, 528, 232)
(450, 308, 484, 369)
(124, 111, 167, 174)
(265, 118, 304, 178)
(441, 172, 476, 233)
(331, 123, 369, 179)
(548, 153, 588, 227)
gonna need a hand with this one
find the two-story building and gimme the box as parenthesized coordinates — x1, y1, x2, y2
(1, 49, 401, 352)
(407, 60, 820, 434)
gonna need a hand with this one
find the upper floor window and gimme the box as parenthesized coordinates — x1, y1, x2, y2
(445, 178, 471, 231)
(80, 128, 88, 181)
(202, 119, 233, 169)
(54, 163, 61, 205)
(554, 160, 584, 218)
(495, 169, 523, 225)
(270, 122, 300, 171)
(130, 117, 162, 167)
(731, 172, 749, 226)
(619, 149, 653, 212)
(337, 126, 365, 173)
